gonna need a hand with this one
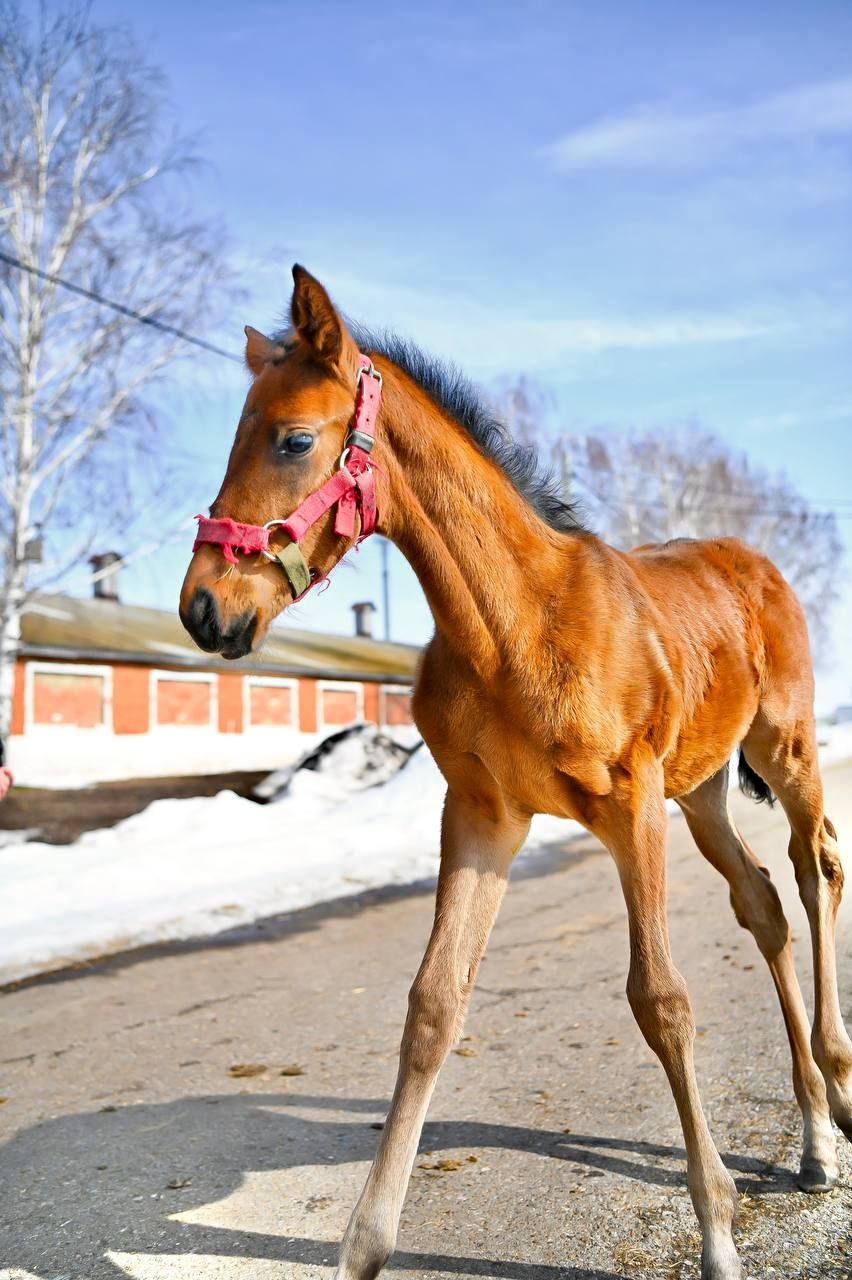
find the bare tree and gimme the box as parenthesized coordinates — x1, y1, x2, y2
(495, 382, 842, 660)
(0, 1, 233, 734)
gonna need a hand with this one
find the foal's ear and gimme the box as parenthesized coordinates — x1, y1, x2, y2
(291, 264, 353, 370)
(244, 326, 276, 376)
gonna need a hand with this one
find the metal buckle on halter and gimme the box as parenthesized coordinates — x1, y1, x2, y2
(341, 360, 381, 470)
(356, 358, 382, 388)
(339, 434, 376, 471)
(259, 516, 288, 560)
(346, 428, 375, 454)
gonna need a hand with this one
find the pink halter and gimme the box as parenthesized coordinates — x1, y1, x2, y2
(193, 353, 382, 598)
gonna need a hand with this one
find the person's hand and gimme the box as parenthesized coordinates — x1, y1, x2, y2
(0, 766, 14, 801)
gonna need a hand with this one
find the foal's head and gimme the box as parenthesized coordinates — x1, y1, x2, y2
(180, 267, 373, 658)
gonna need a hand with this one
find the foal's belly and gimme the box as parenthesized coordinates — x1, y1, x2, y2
(469, 678, 759, 820)
(662, 684, 760, 799)
(467, 724, 615, 826)
(424, 635, 762, 822)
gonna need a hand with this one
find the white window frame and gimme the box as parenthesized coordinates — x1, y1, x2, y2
(26, 660, 114, 732)
(318, 679, 364, 730)
(244, 675, 298, 729)
(381, 683, 414, 726)
(150, 668, 217, 730)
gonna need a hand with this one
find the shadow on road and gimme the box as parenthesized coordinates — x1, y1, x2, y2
(1, 1088, 808, 1280)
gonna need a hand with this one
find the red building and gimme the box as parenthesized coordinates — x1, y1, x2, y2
(9, 592, 418, 786)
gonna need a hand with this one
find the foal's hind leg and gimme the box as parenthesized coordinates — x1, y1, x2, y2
(744, 716, 852, 1139)
(678, 766, 837, 1190)
(597, 756, 740, 1280)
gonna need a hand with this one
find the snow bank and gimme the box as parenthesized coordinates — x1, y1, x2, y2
(4, 725, 852, 986)
(0, 743, 567, 985)
(7, 724, 323, 789)
(817, 722, 852, 768)
(254, 723, 418, 800)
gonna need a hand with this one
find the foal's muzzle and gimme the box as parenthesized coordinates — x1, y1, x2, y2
(180, 586, 258, 660)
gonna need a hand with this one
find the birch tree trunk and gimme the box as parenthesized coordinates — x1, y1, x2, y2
(0, 1, 233, 736)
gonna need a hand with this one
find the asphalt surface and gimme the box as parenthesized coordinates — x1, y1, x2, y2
(2, 763, 851, 1280)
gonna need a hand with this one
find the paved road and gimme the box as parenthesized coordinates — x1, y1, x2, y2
(2, 764, 851, 1280)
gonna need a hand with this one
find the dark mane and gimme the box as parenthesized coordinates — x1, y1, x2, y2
(349, 326, 586, 535)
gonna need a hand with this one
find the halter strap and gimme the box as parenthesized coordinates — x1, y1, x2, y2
(193, 353, 382, 599)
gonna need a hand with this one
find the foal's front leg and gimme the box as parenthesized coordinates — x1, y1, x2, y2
(336, 786, 529, 1280)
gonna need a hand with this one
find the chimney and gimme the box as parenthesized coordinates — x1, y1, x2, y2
(90, 551, 122, 602)
(352, 601, 376, 639)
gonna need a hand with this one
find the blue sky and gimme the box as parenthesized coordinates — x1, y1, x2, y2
(77, 0, 852, 708)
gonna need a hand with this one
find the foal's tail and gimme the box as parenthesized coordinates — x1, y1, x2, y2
(737, 748, 775, 806)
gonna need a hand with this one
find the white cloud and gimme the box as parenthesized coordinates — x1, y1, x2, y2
(543, 78, 852, 172)
(317, 266, 789, 375)
(533, 311, 778, 354)
(744, 400, 852, 434)
(200, 251, 842, 383)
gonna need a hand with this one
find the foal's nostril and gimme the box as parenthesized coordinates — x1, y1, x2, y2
(219, 610, 258, 660)
(179, 587, 258, 658)
(181, 586, 222, 652)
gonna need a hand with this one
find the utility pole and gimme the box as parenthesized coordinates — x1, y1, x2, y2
(380, 538, 391, 641)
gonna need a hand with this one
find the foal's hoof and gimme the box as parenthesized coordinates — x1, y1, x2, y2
(798, 1155, 838, 1193)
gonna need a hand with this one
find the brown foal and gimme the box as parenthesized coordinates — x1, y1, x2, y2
(180, 267, 851, 1280)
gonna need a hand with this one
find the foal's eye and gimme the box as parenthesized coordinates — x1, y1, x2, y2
(277, 430, 315, 457)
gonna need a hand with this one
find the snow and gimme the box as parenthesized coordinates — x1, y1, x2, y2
(253, 723, 418, 800)
(0, 739, 567, 985)
(26, 601, 73, 620)
(3, 724, 852, 987)
(817, 722, 852, 768)
(7, 724, 323, 788)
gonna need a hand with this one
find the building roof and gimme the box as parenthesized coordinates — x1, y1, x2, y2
(21, 593, 421, 684)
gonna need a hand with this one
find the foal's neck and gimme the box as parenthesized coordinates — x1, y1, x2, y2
(376, 366, 577, 678)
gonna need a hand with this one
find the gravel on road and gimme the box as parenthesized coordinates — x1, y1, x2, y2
(2, 762, 851, 1280)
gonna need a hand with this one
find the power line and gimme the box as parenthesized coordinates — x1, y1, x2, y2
(3, 249, 849, 523)
(0, 252, 242, 577)
(635, 478, 852, 508)
(571, 473, 852, 522)
(0, 249, 243, 364)
(591, 494, 852, 521)
(643, 478, 852, 509)
(552, 445, 852, 511)
(569, 468, 852, 519)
